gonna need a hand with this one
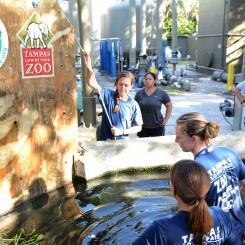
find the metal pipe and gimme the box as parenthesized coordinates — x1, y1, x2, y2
(155, 0, 164, 64)
(221, 0, 229, 69)
(129, 0, 136, 68)
(74, 35, 113, 128)
(139, 0, 146, 56)
(98, 91, 113, 127)
(196, 65, 223, 72)
(242, 48, 245, 80)
(196, 34, 245, 38)
(233, 49, 245, 130)
(171, 0, 178, 74)
(77, 0, 97, 127)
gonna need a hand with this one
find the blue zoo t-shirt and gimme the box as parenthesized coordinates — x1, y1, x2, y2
(97, 88, 143, 140)
(195, 144, 245, 238)
(132, 206, 240, 245)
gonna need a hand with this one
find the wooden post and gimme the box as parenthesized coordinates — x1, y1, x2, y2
(0, 0, 78, 215)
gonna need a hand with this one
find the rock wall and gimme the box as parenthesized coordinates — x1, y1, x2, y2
(76, 131, 245, 180)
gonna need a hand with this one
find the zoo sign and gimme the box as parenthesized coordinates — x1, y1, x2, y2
(0, 18, 9, 68)
(17, 12, 54, 79)
(21, 48, 53, 78)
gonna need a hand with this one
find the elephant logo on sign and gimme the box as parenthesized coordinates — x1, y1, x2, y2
(23, 22, 49, 48)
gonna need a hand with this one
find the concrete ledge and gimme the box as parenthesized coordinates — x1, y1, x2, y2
(76, 131, 245, 180)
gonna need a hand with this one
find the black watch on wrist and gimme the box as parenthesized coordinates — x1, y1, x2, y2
(241, 100, 245, 105)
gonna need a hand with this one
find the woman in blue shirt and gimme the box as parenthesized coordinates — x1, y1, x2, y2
(175, 112, 245, 243)
(83, 53, 143, 141)
(133, 160, 240, 245)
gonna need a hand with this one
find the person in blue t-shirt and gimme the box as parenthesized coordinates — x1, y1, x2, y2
(83, 53, 143, 141)
(133, 159, 240, 245)
(175, 112, 245, 243)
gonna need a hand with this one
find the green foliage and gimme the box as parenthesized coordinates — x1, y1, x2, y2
(0, 228, 44, 245)
(178, 20, 197, 36)
(163, 0, 198, 36)
(164, 15, 197, 36)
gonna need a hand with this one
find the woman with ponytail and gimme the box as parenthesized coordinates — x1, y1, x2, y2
(83, 53, 143, 141)
(133, 160, 239, 244)
(175, 112, 245, 243)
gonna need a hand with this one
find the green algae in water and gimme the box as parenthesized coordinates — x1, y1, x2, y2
(0, 228, 44, 245)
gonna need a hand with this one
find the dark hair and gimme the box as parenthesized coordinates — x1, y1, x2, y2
(113, 71, 135, 113)
(170, 159, 213, 244)
(144, 72, 156, 80)
(176, 112, 219, 144)
(144, 72, 157, 87)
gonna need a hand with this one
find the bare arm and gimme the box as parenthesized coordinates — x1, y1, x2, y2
(162, 101, 173, 126)
(123, 125, 142, 135)
(111, 125, 142, 136)
(83, 53, 101, 94)
(233, 87, 244, 104)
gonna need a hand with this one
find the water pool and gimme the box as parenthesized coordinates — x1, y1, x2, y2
(0, 169, 177, 245)
(57, 170, 176, 244)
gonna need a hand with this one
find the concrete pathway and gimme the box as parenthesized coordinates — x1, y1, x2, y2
(165, 93, 233, 135)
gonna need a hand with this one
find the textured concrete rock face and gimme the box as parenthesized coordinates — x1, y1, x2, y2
(0, 1, 77, 215)
(76, 131, 245, 180)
